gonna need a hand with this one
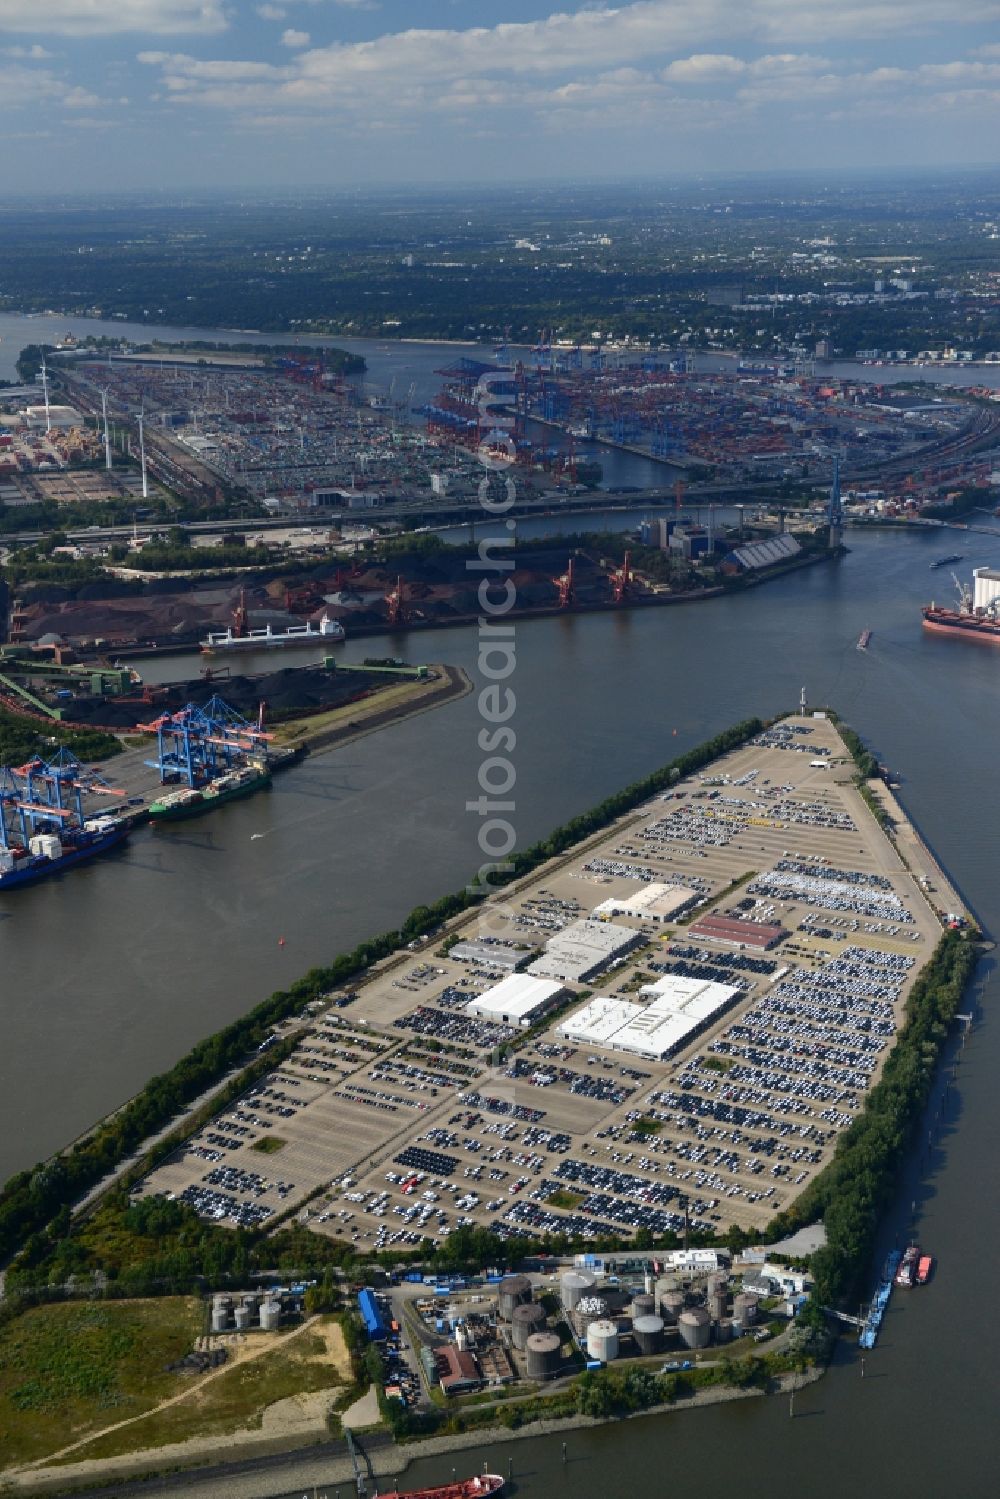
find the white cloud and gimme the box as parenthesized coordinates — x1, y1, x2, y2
(0, 1, 227, 35)
(0, 63, 102, 109)
(128, 0, 1000, 147)
(281, 29, 310, 49)
(256, 4, 286, 18)
(2, 43, 54, 59)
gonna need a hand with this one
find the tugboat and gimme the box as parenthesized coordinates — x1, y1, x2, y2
(857, 628, 872, 651)
(895, 1244, 920, 1288)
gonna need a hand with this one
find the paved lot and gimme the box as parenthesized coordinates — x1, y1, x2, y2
(136, 714, 950, 1242)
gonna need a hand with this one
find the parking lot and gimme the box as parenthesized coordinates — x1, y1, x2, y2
(136, 714, 958, 1239)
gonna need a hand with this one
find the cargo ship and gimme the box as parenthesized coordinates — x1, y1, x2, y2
(930, 554, 963, 569)
(0, 816, 129, 891)
(379, 1477, 503, 1499)
(857, 628, 872, 650)
(922, 604, 1000, 643)
(923, 566, 1000, 642)
(149, 763, 271, 822)
(201, 614, 345, 653)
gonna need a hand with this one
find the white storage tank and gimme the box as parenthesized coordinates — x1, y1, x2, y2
(678, 1308, 711, 1350)
(233, 1304, 250, 1332)
(561, 1270, 596, 1310)
(211, 1303, 229, 1334)
(586, 1319, 620, 1363)
(259, 1299, 281, 1332)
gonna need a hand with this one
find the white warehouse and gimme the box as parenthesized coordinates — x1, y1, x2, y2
(558, 973, 740, 1061)
(464, 974, 565, 1028)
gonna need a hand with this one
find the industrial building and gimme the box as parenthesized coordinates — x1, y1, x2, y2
(464, 974, 565, 1028)
(592, 881, 699, 925)
(728, 534, 802, 572)
(358, 1287, 388, 1341)
(973, 566, 1000, 612)
(558, 974, 739, 1061)
(687, 913, 789, 950)
(527, 918, 644, 983)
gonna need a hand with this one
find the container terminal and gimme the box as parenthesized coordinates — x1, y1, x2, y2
(134, 712, 971, 1269)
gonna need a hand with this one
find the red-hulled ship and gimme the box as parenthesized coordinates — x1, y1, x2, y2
(379, 1477, 503, 1499)
(922, 604, 1000, 642)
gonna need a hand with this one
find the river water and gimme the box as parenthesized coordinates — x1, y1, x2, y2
(3, 314, 1000, 1494)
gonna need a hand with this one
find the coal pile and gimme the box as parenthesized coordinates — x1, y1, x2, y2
(62, 665, 396, 729)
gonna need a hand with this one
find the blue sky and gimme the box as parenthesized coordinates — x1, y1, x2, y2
(1, 1, 999, 192)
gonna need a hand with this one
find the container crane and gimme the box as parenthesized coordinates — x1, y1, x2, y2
(137, 695, 273, 789)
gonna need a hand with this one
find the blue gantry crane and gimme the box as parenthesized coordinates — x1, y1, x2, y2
(138, 694, 272, 789)
(0, 747, 125, 849)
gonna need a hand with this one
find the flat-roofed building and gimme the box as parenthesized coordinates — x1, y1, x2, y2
(557, 974, 739, 1061)
(465, 974, 564, 1028)
(592, 881, 699, 925)
(687, 914, 788, 950)
(527, 919, 644, 984)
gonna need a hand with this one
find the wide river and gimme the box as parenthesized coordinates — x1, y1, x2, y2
(2, 315, 999, 1496)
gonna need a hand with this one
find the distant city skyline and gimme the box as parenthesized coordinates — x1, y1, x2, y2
(1, 1, 999, 192)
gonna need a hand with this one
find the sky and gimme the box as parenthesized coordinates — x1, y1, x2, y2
(1, 1, 1000, 193)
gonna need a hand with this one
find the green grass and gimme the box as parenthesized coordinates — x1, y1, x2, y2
(62, 1326, 347, 1463)
(250, 1135, 287, 1154)
(630, 1117, 664, 1136)
(546, 1189, 586, 1211)
(0, 1298, 202, 1468)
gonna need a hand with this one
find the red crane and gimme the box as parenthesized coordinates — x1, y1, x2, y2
(554, 557, 576, 609)
(611, 551, 633, 604)
(385, 575, 406, 626)
(232, 588, 249, 640)
(674, 477, 686, 524)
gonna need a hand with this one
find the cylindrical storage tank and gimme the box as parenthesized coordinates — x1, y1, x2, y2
(706, 1274, 729, 1298)
(733, 1293, 759, 1330)
(233, 1304, 250, 1332)
(658, 1290, 685, 1325)
(211, 1304, 228, 1334)
(525, 1331, 561, 1380)
(715, 1318, 734, 1344)
(631, 1293, 656, 1320)
(678, 1308, 711, 1350)
(561, 1270, 596, 1310)
(632, 1315, 665, 1356)
(644, 1272, 654, 1295)
(708, 1289, 728, 1323)
(586, 1319, 620, 1363)
(498, 1274, 533, 1321)
(259, 1299, 281, 1332)
(511, 1302, 547, 1350)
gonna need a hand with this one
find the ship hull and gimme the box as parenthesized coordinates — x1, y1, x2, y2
(922, 609, 1000, 643)
(379, 1478, 503, 1499)
(150, 770, 271, 822)
(0, 824, 129, 891)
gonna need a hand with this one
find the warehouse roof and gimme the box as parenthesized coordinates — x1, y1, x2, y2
(558, 974, 739, 1060)
(527, 919, 643, 983)
(465, 973, 564, 1025)
(592, 882, 698, 922)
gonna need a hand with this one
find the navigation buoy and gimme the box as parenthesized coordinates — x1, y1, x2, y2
(278, 937, 286, 947)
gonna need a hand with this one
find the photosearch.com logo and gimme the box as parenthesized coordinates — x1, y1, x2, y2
(467, 430, 518, 896)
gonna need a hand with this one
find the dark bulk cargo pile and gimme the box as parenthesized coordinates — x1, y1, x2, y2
(61, 665, 399, 730)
